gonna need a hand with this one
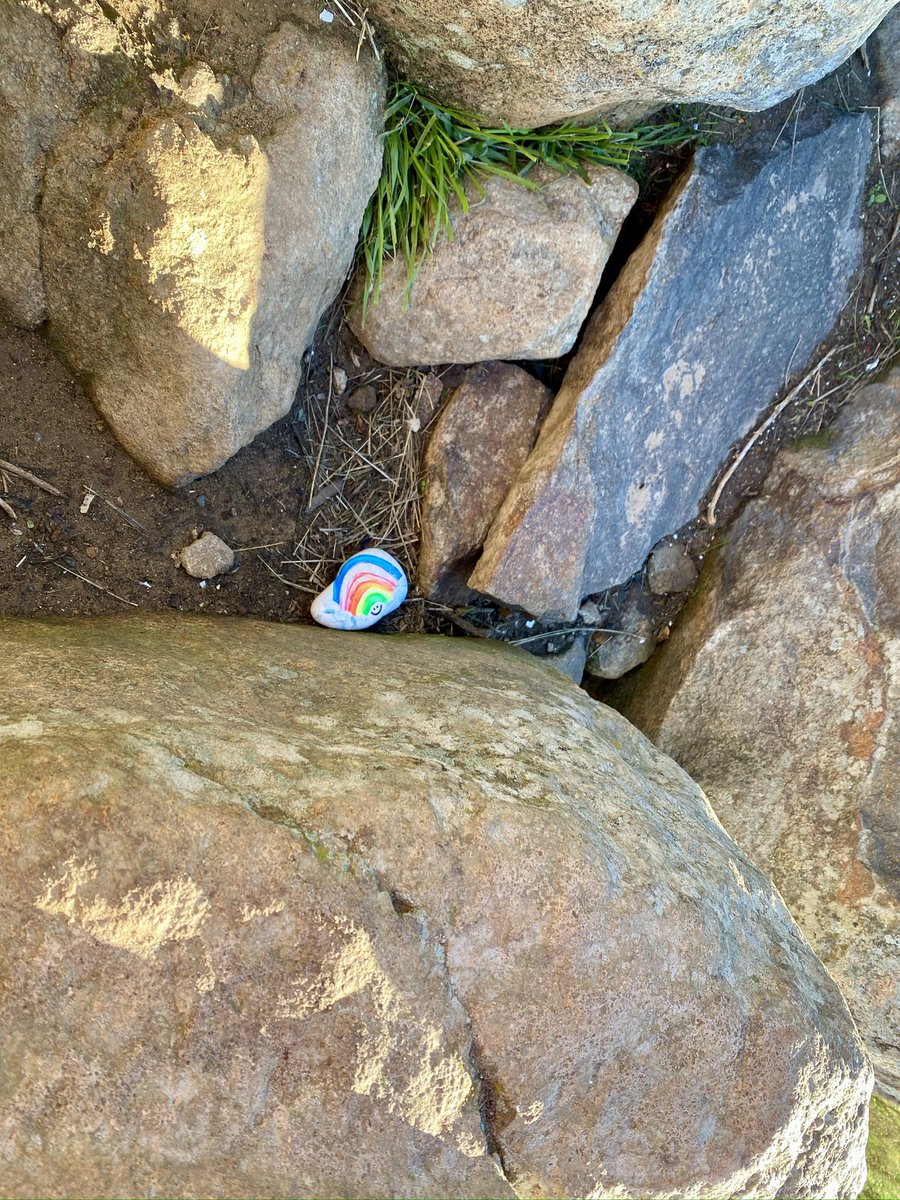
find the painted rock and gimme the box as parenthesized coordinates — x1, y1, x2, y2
(310, 548, 408, 631)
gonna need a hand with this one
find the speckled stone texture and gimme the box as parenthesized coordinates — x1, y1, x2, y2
(4, 0, 384, 485)
(470, 113, 872, 619)
(349, 165, 637, 367)
(873, 5, 900, 157)
(0, 615, 872, 1198)
(418, 362, 550, 604)
(615, 368, 900, 1102)
(363, 0, 892, 126)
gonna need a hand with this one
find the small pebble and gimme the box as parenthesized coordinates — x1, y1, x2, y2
(646, 539, 698, 595)
(347, 385, 377, 414)
(332, 366, 348, 395)
(578, 599, 602, 624)
(84, 545, 98, 559)
(179, 531, 235, 580)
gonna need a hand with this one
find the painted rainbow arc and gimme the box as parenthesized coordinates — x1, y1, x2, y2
(333, 552, 405, 617)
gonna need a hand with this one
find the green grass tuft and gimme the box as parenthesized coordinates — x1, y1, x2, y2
(356, 82, 700, 320)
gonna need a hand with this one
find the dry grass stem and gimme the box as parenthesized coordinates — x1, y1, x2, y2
(49, 560, 139, 606)
(286, 365, 443, 605)
(706, 348, 836, 525)
(83, 484, 150, 534)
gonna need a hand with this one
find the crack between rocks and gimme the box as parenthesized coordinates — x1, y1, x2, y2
(463, 1023, 516, 1193)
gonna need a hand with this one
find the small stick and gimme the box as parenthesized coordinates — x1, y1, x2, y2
(706, 348, 836, 526)
(0, 459, 63, 497)
(0, 497, 16, 520)
(51, 561, 139, 607)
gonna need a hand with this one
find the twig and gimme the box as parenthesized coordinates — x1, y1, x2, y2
(706, 348, 836, 525)
(233, 540, 288, 552)
(49, 560, 139, 606)
(0, 459, 63, 497)
(0, 497, 16, 520)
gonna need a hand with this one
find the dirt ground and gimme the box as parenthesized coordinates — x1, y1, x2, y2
(1, 47, 897, 664)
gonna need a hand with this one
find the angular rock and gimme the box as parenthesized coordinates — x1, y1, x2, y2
(873, 6, 900, 158)
(544, 637, 588, 684)
(418, 362, 551, 604)
(21, 2, 384, 485)
(585, 586, 656, 680)
(0, 614, 873, 1198)
(364, 0, 892, 127)
(180, 531, 235, 579)
(614, 369, 900, 1100)
(647, 537, 698, 594)
(349, 166, 638, 367)
(470, 114, 872, 619)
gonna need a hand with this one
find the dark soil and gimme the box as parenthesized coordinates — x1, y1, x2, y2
(1, 45, 897, 670)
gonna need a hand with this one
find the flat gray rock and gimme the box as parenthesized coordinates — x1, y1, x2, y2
(470, 113, 873, 619)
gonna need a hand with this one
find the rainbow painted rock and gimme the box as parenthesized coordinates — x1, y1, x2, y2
(310, 549, 408, 631)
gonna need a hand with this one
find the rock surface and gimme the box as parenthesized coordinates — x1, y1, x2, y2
(350, 165, 637, 367)
(364, 0, 891, 127)
(3, 0, 384, 485)
(418, 363, 550, 604)
(470, 114, 872, 619)
(180, 531, 235, 579)
(0, 0, 87, 328)
(873, 6, 900, 158)
(614, 369, 900, 1101)
(545, 637, 588, 684)
(0, 615, 874, 1199)
(585, 586, 656, 680)
(647, 538, 699, 595)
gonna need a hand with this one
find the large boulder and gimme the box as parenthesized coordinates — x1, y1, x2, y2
(0, 614, 873, 1198)
(470, 113, 872, 619)
(614, 368, 900, 1101)
(0, 0, 89, 328)
(350, 165, 637, 366)
(2, 0, 384, 485)
(364, 0, 892, 127)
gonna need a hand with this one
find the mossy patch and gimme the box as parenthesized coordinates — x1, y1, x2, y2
(862, 1096, 900, 1200)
